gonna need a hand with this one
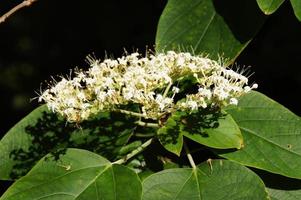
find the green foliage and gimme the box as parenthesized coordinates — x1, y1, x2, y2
(0, 149, 142, 200)
(291, 0, 301, 21)
(142, 159, 269, 200)
(156, 0, 266, 64)
(218, 91, 301, 179)
(0, 105, 136, 180)
(256, 0, 285, 14)
(256, 0, 301, 22)
(267, 188, 301, 200)
(158, 110, 243, 156)
(2, 0, 301, 198)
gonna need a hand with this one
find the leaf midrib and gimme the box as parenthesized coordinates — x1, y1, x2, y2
(74, 164, 112, 199)
(158, 0, 203, 42)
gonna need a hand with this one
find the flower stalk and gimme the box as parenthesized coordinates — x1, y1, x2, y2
(183, 141, 197, 169)
(135, 121, 159, 128)
(113, 138, 153, 165)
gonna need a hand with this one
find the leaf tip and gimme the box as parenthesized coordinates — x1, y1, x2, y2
(237, 139, 244, 149)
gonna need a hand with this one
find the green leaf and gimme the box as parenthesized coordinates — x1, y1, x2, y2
(291, 0, 301, 22)
(0, 105, 47, 180)
(0, 148, 142, 200)
(0, 105, 135, 180)
(142, 159, 269, 200)
(156, 0, 266, 64)
(157, 113, 184, 156)
(158, 110, 243, 156)
(267, 188, 301, 200)
(217, 91, 301, 179)
(256, 0, 285, 14)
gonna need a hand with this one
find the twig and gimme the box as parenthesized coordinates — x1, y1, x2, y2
(134, 132, 156, 138)
(183, 140, 196, 169)
(0, 0, 37, 24)
(115, 109, 152, 119)
(135, 121, 159, 128)
(113, 138, 153, 165)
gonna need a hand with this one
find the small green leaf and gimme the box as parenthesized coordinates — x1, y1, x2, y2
(256, 0, 285, 14)
(142, 159, 269, 200)
(0, 148, 142, 200)
(267, 188, 301, 200)
(157, 112, 184, 156)
(291, 0, 301, 22)
(156, 0, 266, 64)
(217, 91, 301, 179)
(158, 110, 243, 156)
(182, 111, 243, 150)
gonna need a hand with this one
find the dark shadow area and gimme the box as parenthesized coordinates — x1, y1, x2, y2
(143, 138, 218, 172)
(9, 111, 137, 179)
(252, 168, 301, 190)
(158, 108, 224, 147)
(182, 108, 224, 135)
(213, 0, 266, 42)
(0, 181, 12, 195)
(236, 1, 301, 115)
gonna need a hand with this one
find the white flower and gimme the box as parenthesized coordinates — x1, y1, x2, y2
(39, 51, 257, 122)
(186, 100, 198, 111)
(172, 86, 180, 94)
(229, 98, 238, 105)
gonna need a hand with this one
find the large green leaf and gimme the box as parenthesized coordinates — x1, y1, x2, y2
(0, 148, 142, 200)
(156, 0, 266, 64)
(217, 91, 301, 179)
(142, 159, 269, 200)
(291, 0, 301, 22)
(0, 105, 135, 180)
(256, 0, 284, 14)
(268, 188, 301, 200)
(158, 110, 243, 156)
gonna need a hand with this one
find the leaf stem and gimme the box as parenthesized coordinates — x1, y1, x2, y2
(113, 138, 153, 165)
(183, 141, 197, 169)
(135, 121, 159, 128)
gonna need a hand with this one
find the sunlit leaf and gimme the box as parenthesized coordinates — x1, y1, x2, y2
(142, 159, 269, 200)
(256, 0, 284, 14)
(156, 0, 266, 64)
(217, 91, 301, 179)
(0, 148, 142, 200)
(158, 110, 242, 156)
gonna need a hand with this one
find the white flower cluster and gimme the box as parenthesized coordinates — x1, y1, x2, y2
(39, 51, 257, 122)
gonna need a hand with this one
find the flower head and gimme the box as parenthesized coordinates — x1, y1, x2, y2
(39, 51, 257, 122)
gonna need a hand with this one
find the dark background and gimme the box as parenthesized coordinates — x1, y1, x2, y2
(0, 0, 301, 193)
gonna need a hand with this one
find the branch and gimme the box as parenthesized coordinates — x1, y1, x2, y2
(0, 0, 37, 24)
